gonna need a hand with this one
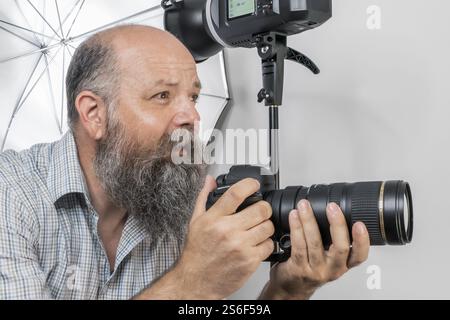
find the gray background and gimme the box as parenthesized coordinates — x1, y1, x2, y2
(211, 0, 450, 299)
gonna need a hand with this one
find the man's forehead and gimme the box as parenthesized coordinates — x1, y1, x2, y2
(117, 45, 195, 66)
(121, 69, 201, 92)
(148, 64, 199, 80)
(121, 60, 199, 81)
(122, 60, 197, 75)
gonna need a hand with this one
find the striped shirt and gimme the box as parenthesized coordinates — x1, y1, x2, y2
(0, 131, 182, 300)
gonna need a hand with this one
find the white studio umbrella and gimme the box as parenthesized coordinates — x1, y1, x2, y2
(0, 0, 230, 151)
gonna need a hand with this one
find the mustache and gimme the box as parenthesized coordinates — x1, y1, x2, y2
(109, 129, 195, 165)
(136, 127, 204, 165)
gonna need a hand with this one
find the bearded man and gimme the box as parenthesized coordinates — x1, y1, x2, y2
(0, 25, 370, 300)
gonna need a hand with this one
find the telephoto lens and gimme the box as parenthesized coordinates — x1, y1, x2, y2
(266, 181, 413, 248)
(207, 166, 414, 261)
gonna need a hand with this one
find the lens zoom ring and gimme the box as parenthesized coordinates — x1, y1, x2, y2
(328, 184, 343, 207)
(350, 183, 385, 245)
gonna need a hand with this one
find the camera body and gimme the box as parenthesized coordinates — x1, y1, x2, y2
(207, 166, 276, 212)
(206, 165, 290, 262)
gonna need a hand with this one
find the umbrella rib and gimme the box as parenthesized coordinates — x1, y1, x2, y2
(43, 53, 61, 134)
(65, 0, 85, 39)
(200, 93, 231, 100)
(67, 43, 77, 51)
(0, 19, 55, 41)
(54, 0, 65, 39)
(1, 54, 43, 151)
(41, 0, 46, 43)
(0, 42, 61, 64)
(0, 25, 40, 48)
(219, 51, 230, 99)
(14, 0, 42, 45)
(46, 0, 83, 44)
(131, 10, 164, 25)
(14, 46, 63, 117)
(66, 45, 74, 57)
(7, 47, 62, 143)
(26, 0, 62, 40)
(69, 4, 162, 42)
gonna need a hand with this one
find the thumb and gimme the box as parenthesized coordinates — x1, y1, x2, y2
(191, 175, 217, 222)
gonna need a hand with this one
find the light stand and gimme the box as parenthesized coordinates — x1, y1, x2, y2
(256, 32, 320, 189)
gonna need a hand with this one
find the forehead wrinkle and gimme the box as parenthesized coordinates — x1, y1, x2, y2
(150, 79, 202, 89)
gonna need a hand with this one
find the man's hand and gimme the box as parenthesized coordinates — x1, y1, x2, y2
(135, 175, 275, 300)
(260, 200, 370, 300)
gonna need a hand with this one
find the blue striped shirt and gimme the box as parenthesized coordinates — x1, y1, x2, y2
(0, 131, 182, 299)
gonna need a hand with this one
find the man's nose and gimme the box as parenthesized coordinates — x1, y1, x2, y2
(173, 103, 201, 128)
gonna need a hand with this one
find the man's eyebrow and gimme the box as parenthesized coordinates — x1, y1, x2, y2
(151, 80, 202, 89)
(153, 79, 179, 87)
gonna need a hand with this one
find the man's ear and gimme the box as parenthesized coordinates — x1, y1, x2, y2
(75, 90, 108, 141)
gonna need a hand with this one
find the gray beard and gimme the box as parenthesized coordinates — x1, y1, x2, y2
(93, 118, 205, 243)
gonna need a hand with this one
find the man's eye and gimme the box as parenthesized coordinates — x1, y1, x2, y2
(192, 94, 200, 103)
(154, 92, 170, 100)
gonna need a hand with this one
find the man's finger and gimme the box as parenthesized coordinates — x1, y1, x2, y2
(255, 238, 275, 261)
(245, 219, 275, 246)
(347, 222, 370, 268)
(288, 209, 309, 266)
(297, 200, 325, 266)
(210, 178, 260, 216)
(325, 203, 351, 270)
(191, 175, 217, 222)
(234, 200, 272, 230)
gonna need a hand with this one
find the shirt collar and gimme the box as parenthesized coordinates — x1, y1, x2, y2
(47, 131, 90, 205)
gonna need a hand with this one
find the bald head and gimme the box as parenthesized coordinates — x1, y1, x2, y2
(65, 25, 195, 131)
(101, 25, 195, 65)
